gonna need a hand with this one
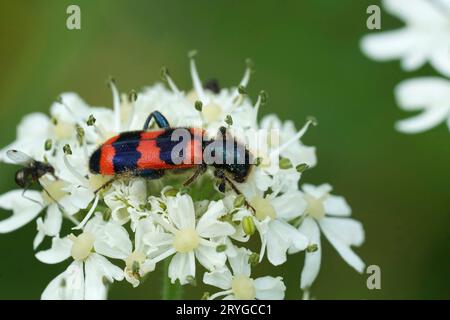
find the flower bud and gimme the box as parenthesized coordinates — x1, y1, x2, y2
(279, 157, 293, 169)
(248, 252, 260, 266)
(194, 100, 203, 112)
(216, 244, 227, 253)
(225, 115, 233, 126)
(87, 114, 96, 126)
(296, 163, 309, 173)
(128, 90, 138, 102)
(63, 144, 72, 155)
(242, 216, 255, 236)
(44, 139, 52, 151)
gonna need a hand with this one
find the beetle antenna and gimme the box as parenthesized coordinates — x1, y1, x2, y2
(94, 177, 116, 194)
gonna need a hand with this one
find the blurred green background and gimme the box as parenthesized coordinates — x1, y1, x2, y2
(0, 0, 449, 300)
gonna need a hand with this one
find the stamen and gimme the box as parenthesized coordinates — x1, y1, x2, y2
(189, 51, 207, 103)
(229, 62, 252, 105)
(86, 115, 107, 140)
(72, 193, 99, 230)
(252, 92, 265, 126)
(125, 90, 138, 130)
(108, 78, 121, 132)
(271, 119, 316, 156)
(161, 66, 181, 95)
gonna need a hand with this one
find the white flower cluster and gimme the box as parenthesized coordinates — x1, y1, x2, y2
(361, 0, 450, 134)
(0, 55, 365, 300)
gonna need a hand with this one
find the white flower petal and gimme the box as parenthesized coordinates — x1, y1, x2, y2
(44, 204, 63, 236)
(84, 253, 124, 300)
(64, 185, 95, 210)
(167, 194, 196, 230)
(168, 252, 196, 285)
(298, 217, 322, 289)
(0, 190, 43, 233)
(254, 276, 286, 300)
(360, 29, 416, 62)
(383, 0, 446, 25)
(395, 77, 450, 111)
(324, 195, 351, 217)
(253, 169, 273, 192)
(195, 243, 227, 270)
(320, 217, 365, 273)
(33, 219, 46, 250)
(228, 247, 251, 277)
(50, 92, 90, 122)
(321, 217, 364, 246)
(203, 267, 233, 290)
(197, 201, 235, 238)
(0, 115, 50, 163)
(431, 46, 450, 77)
(89, 218, 133, 260)
(302, 184, 332, 199)
(270, 191, 306, 221)
(35, 236, 72, 264)
(266, 220, 307, 266)
(143, 231, 173, 248)
(41, 261, 84, 300)
(395, 107, 449, 133)
(128, 178, 147, 206)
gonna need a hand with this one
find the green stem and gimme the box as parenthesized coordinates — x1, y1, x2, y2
(162, 257, 183, 300)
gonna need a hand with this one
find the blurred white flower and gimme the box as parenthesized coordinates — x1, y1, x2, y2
(292, 184, 365, 290)
(0, 190, 43, 234)
(361, 0, 450, 77)
(394, 77, 450, 133)
(204, 248, 286, 300)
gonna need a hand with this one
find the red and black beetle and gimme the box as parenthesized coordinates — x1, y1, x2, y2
(89, 111, 254, 194)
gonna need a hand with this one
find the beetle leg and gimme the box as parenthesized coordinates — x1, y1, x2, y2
(94, 177, 116, 194)
(142, 111, 170, 130)
(223, 176, 256, 214)
(183, 165, 207, 186)
(214, 168, 256, 214)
